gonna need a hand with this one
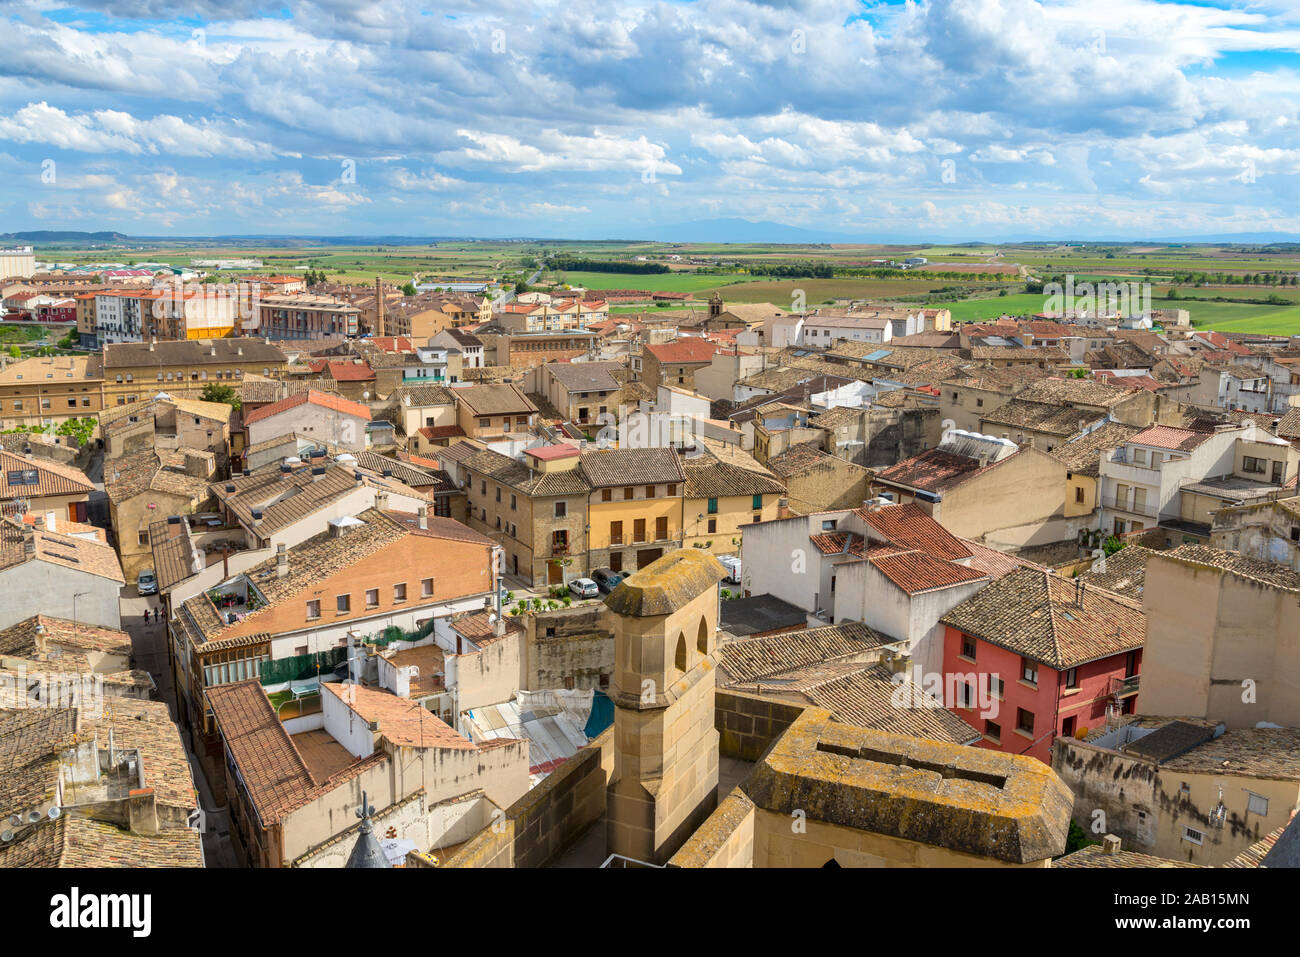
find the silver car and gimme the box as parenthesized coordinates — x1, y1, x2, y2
(568, 577, 599, 599)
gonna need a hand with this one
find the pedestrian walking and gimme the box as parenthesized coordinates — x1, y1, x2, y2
(143, 608, 151, 625)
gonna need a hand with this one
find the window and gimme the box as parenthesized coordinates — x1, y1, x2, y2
(960, 635, 976, 661)
(1016, 708, 1035, 735)
(1062, 715, 1076, 738)
(1242, 455, 1266, 474)
(1075, 486, 1085, 503)
(644, 485, 655, 498)
(510, 494, 517, 510)
(956, 682, 973, 708)
(610, 521, 623, 545)
(667, 484, 677, 497)
(337, 594, 351, 613)
(365, 588, 379, 608)
(480, 417, 491, 428)
(984, 720, 1001, 742)
(138, 530, 150, 546)
(1134, 448, 1148, 466)
(707, 497, 718, 514)
(1246, 792, 1269, 816)
(1021, 657, 1038, 686)
(624, 486, 634, 500)
(752, 494, 762, 510)
(495, 487, 501, 502)
(306, 600, 321, 619)
(976, 398, 984, 408)
(1182, 826, 1204, 846)
(555, 501, 567, 518)
(655, 516, 668, 540)
(394, 583, 407, 602)
(422, 578, 433, 597)
(601, 488, 612, 502)
(707, 519, 717, 534)
(480, 480, 487, 494)
(1063, 667, 1079, 689)
(11, 400, 20, 411)
(991, 676, 1004, 699)
(633, 518, 646, 543)
(295, 645, 308, 657)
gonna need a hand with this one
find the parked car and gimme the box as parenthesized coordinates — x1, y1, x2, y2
(717, 556, 742, 584)
(568, 577, 600, 599)
(137, 570, 158, 596)
(591, 567, 625, 593)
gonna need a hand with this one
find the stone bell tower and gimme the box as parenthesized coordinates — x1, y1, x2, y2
(604, 549, 726, 864)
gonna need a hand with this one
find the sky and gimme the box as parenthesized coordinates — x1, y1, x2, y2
(1, 0, 1298, 242)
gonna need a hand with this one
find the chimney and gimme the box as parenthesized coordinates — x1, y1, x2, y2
(311, 466, 326, 482)
(1075, 579, 1085, 606)
(375, 276, 385, 339)
(22, 525, 35, 556)
(494, 614, 506, 638)
(251, 508, 263, 529)
(1101, 834, 1122, 856)
(375, 490, 389, 511)
(276, 542, 288, 578)
(237, 345, 243, 356)
(777, 497, 791, 519)
(417, 505, 428, 530)
(127, 788, 160, 837)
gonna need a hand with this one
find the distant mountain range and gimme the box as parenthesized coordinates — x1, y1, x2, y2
(5, 226, 1300, 247)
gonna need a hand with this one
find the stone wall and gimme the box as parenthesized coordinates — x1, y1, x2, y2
(523, 604, 615, 691)
(440, 726, 613, 868)
(715, 688, 808, 762)
(667, 786, 755, 868)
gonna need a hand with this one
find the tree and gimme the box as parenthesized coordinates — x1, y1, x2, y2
(7, 346, 19, 359)
(515, 281, 529, 294)
(401, 281, 417, 297)
(199, 382, 242, 411)
(1103, 535, 1125, 557)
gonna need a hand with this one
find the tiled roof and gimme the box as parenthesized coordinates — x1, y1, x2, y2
(0, 814, 203, 868)
(1053, 845, 1203, 868)
(1160, 544, 1300, 593)
(683, 444, 785, 499)
(206, 680, 344, 824)
(1159, 727, 1300, 780)
(454, 383, 538, 417)
(0, 450, 94, 500)
(545, 360, 623, 393)
(940, 568, 1145, 670)
(104, 337, 286, 369)
(391, 384, 456, 408)
(211, 458, 427, 535)
(579, 447, 685, 488)
(104, 448, 212, 505)
(0, 615, 131, 657)
(719, 622, 891, 685)
(803, 665, 981, 745)
(243, 389, 371, 427)
(462, 446, 590, 496)
(645, 338, 720, 364)
(0, 707, 74, 814)
(1015, 377, 1130, 408)
(870, 550, 987, 595)
(960, 539, 1047, 580)
(1129, 425, 1213, 452)
(981, 398, 1100, 437)
(1080, 545, 1154, 600)
(873, 448, 984, 493)
(0, 518, 125, 582)
(320, 681, 475, 749)
(858, 503, 972, 561)
(1051, 422, 1145, 477)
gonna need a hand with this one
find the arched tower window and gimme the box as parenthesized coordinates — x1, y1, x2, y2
(674, 633, 687, 674)
(696, 616, 709, 655)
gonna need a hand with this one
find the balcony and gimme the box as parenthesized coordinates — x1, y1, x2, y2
(1109, 674, 1140, 699)
(1100, 495, 1160, 518)
(550, 541, 570, 556)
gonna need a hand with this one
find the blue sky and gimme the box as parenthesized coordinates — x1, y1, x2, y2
(1, 0, 1298, 241)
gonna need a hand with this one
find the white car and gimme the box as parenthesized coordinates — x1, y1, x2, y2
(568, 577, 599, 599)
(717, 556, 742, 584)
